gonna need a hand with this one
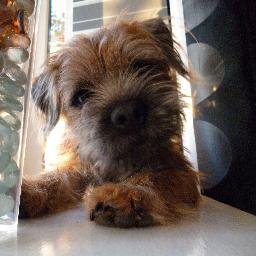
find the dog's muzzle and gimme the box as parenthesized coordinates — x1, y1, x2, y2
(110, 100, 147, 133)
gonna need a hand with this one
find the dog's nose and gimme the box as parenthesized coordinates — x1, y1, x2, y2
(111, 100, 147, 131)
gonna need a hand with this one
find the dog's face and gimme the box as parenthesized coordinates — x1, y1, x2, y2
(33, 18, 187, 180)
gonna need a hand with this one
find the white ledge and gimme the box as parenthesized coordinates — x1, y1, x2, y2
(1, 196, 256, 256)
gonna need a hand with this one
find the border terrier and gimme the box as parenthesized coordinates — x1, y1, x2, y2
(20, 18, 200, 228)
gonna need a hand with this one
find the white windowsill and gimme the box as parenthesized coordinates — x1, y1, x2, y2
(1, 196, 256, 256)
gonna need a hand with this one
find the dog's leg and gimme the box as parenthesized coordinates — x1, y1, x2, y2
(19, 168, 94, 218)
(85, 169, 201, 228)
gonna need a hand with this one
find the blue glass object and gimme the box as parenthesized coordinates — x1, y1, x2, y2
(0, 110, 21, 130)
(0, 151, 11, 171)
(1, 160, 20, 188)
(5, 47, 29, 64)
(3, 59, 27, 85)
(0, 75, 25, 97)
(0, 0, 35, 228)
(0, 194, 15, 217)
(0, 95, 23, 112)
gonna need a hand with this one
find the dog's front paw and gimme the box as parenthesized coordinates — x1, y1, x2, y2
(84, 184, 155, 228)
(19, 179, 48, 218)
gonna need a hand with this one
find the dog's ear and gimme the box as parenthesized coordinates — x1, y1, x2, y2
(140, 18, 188, 78)
(31, 56, 61, 132)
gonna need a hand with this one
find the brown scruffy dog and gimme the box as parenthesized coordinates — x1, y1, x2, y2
(20, 18, 201, 228)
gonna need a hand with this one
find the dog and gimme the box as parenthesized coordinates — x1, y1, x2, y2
(20, 18, 200, 228)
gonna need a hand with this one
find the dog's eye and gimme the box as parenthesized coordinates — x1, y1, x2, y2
(131, 59, 165, 74)
(71, 88, 93, 107)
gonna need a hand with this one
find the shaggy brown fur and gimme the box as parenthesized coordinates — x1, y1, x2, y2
(20, 18, 201, 227)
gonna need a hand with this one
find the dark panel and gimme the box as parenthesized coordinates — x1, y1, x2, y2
(73, 19, 103, 31)
(73, 3, 103, 22)
(183, 0, 256, 214)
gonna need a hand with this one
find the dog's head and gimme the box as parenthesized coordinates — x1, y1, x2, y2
(32, 18, 188, 179)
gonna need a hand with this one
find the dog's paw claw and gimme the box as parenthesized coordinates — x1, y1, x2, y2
(87, 194, 154, 227)
(95, 202, 104, 212)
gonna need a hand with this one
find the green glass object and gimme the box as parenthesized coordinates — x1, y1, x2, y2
(0, 95, 23, 112)
(0, 119, 12, 151)
(16, 0, 35, 16)
(0, 119, 20, 156)
(0, 110, 21, 130)
(7, 131, 19, 156)
(1, 0, 34, 16)
(2, 33, 31, 50)
(3, 59, 27, 85)
(0, 117, 11, 131)
(0, 151, 11, 171)
(0, 184, 9, 194)
(0, 53, 4, 74)
(4, 131, 20, 156)
(0, 120, 19, 156)
(0, 0, 36, 227)
(0, 159, 19, 188)
(0, 75, 25, 97)
(5, 47, 29, 64)
(0, 194, 14, 217)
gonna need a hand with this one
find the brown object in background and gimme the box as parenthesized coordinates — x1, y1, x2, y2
(0, 6, 28, 49)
